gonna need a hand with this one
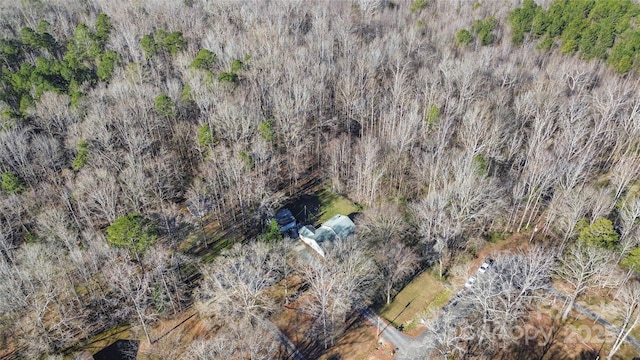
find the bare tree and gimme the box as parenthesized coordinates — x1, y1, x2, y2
(424, 309, 472, 360)
(183, 320, 280, 360)
(356, 204, 407, 244)
(462, 247, 554, 351)
(72, 168, 123, 227)
(610, 154, 640, 202)
(351, 136, 385, 206)
(103, 249, 156, 345)
(33, 92, 79, 138)
(618, 198, 640, 260)
(376, 240, 419, 304)
(554, 241, 616, 321)
(543, 187, 592, 250)
(196, 242, 280, 322)
(272, 238, 298, 305)
(297, 236, 376, 349)
(606, 280, 640, 360)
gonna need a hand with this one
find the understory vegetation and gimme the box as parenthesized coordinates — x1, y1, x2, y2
(2, 0, 640, 359)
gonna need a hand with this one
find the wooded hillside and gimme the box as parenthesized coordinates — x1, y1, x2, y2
(2, 0, 640, 358)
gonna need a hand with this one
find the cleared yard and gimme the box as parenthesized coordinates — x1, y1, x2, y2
(379, 270, 449, 331)
(279, 185, 360, 226)
(316, 188, 360, 224)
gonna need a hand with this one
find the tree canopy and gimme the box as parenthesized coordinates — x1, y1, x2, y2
(106, 213, 157, 254)
(577, 217, 619, 249)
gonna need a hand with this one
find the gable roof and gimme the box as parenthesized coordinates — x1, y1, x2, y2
(299, 214, 355, 257)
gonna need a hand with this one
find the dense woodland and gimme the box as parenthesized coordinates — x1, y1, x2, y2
(3, 0, 640, 359)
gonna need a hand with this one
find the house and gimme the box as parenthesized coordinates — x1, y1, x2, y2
(299, 214, 355, 257)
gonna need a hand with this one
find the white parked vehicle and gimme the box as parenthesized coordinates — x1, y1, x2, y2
(477, 258, 494, 274)
(464, 277, 476, 288)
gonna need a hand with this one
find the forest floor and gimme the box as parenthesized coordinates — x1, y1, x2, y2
(318, 316, 396, 360)
(84, 179, 360, 359)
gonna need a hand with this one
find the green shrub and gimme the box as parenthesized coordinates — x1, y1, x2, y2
(141, 30, 185, 58)
(487, 230, 508, 243)
(410, 0, 428, 13)
(472, 155, 488, 176)
(472, 17, 496, 46)
(231, 59, 244, 72)
(508, 0, 537, 45)
(72, 139, 90, 171)
(106, 213, 157, 254)
(197, 124, 217, 148)
(140, 34, 158, 58)
(258, 119, 275, 142)
(536, 37, 555, 50)
(261, 219, 283, 244)
(1, 171, 26, 194)
(612, 54, 634, 73)
(577, 217, 619, 249)
(531, 8, 550, 37)
(19, 94, 34, 115)
(155, 93, 176, 118)
(508, 0, 640, 72)
(622, 247, 640, 273)
(94, 13, 113, 48)
(561, 39, 579, 54)
(161, 31, 186, 55)
(191, 49, 216, 70)
(97, 50, 121, 82)
(455, 29, 473, 46)
(238, 151, 254, 170)
(218, 71, 238, 83)
(426, 105, 441, 125)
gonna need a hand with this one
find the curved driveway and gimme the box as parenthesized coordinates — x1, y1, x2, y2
(360, 286, 640, 360)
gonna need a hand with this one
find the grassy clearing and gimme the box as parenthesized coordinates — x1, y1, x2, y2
(379, 270, 448, 330)
(376, 231, 525, 332)
(316, 188, 360, 225)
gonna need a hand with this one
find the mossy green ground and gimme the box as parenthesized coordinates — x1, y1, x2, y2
(316, 188, 360, 225)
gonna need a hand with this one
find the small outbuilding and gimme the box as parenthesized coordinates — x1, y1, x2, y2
(275, 208, 297, 232)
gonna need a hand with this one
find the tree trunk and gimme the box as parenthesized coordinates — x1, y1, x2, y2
(134, 300, 153, 345)
(561, 294, 576, 321)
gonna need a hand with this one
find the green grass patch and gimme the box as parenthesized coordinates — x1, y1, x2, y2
(379, 270, 447, 328)
(316, 188, 360, 225)
(487, 230, 509, 243)
(178, 222, 234, 262)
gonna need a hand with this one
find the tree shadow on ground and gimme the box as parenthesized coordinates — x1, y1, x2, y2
(283, 194, 321, 225)
(93, 339, 139, 360)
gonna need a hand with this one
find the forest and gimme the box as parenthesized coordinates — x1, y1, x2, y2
(2, 0, 640, 359)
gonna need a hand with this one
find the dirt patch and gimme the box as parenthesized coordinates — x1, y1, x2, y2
(501, 309, 604, 359)
(270, 295, 317, 356)
(136, 311, 210, 360)
(319, 317, 396, 360)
